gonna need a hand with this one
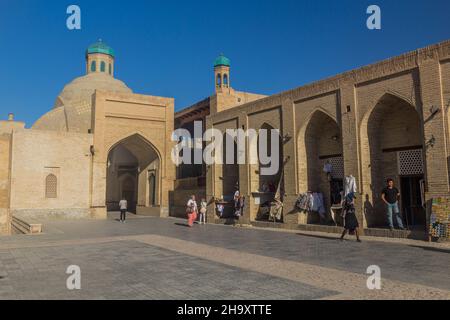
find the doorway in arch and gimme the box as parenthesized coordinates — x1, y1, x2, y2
(106, 134, 161, 215)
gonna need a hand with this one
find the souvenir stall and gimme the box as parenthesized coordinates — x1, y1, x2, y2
(295, 191, 326, 224)
(428, 197, 450, 242)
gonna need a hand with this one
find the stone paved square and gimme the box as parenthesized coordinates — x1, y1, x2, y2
(0, 240, 335, 300)
(0, 216, 449, 300)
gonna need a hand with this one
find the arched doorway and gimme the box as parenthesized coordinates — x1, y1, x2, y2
(106, 134, 161, 215)
(148, 171, 156, 206)
(217, 132, 239, 218)
(361, 93, 425, 229)
(298, 110, 343, 224)
(119, 174, 137, 212)
(255, 123, 283, 221)
(222, 132, 239, 198)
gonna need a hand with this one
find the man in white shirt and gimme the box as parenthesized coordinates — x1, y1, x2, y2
(119, 198, 127, 223)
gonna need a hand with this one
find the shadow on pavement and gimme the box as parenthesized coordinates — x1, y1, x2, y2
(295, 233, 340, 241)
(174, 222, 191, 228)
(408, 245, 450, 254)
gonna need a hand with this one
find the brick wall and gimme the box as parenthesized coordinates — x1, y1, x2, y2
(0, 134, 11, 235)
(205, 40, 450, 231)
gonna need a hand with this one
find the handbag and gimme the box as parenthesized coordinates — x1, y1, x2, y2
(186, 205, 194, 214)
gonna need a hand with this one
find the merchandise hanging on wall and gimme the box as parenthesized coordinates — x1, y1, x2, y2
(429, 197, 450, 242)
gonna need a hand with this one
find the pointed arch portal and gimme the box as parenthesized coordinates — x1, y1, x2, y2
(360, 93, 425, 228)
(298, 110, 343, 225)
(106, 134, 161, 214)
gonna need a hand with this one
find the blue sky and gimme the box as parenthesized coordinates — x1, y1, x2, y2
(1, 0, 450, 127)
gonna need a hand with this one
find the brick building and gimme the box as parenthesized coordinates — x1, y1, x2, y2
(1, 39, 450, 240)
(174, 40, 450, 239)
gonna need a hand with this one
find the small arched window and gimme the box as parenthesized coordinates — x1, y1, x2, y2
(45, 174, 57, 198)
(100, 61, 106, 72)
(109, 63, 112, 75)
(217, 74, 222, 87)
(90, 61, 96, 72)
(223, 74, 228, 87)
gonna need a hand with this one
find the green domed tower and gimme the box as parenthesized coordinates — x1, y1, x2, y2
(214, 54, 231, 93)
(85, 39, 115, 76)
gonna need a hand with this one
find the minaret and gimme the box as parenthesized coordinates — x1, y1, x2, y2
(214, 54, 231, 93)
(85, 39, 115, 76)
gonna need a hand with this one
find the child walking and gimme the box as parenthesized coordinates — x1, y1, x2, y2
(199, 198, 207, 224)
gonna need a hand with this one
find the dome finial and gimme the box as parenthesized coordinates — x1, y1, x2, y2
(86, 40, 115, 58)
(214, 53, 230, 67)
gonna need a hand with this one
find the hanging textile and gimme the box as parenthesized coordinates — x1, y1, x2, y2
(311, 193, 326, 217)
(269, 199, 283, 221)
(323, 162, 333, 174)
(295, 192, 326, 216)
(344, 175, 357, 197)
(216, 204, 224, 217)
(264, 157, 288, 221)
(295, 193, 313, 212)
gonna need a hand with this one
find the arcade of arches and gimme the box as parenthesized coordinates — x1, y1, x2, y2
(202, 41, 450, 238)
(206, 91, 431, 233)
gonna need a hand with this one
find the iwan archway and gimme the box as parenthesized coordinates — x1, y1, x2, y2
(360, 93, 425, 229)
(298, 110, 343, 225)
(106, 134, 161, 215)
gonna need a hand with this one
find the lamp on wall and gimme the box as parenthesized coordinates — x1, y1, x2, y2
(90, 145, 95, 156)
(425, 135, 436, 149)
(429, 105, 440, 116)
(282, 133, 292, 143)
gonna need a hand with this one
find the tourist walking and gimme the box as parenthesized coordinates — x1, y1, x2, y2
(381, 178, 405, 231)
(186, 195, 198, 227)
(119, 197, 127, 223)
(340, 193, 361, 242)
(199, 198, 207, 224)
(234, 188, 240, 213)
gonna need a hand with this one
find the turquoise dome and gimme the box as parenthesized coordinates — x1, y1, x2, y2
(86, 40, 115, 57)
(214, 54, 230, 67)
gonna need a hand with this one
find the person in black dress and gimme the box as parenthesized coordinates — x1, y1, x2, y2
(340, 192, 361, 242)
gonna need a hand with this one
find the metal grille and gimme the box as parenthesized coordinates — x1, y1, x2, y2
(323, 156, 344, 179)
(45, 174, 57, 198)
(398, 149, 424, 175)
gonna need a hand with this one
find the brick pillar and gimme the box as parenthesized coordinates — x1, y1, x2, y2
(205, 116, 216, 223)
(281, 97, 298, 226)
(419, 60, 450, 197)
(90, 92, 107, 219)
(339, 83, 365, 230)
(238, 113, 252, 225)
(0, 134, 12, 235)
(418, 58, 450, 231)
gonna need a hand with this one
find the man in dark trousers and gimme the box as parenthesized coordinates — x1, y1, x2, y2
(381, 179, 405, 231)
(119, 197, 128, 223)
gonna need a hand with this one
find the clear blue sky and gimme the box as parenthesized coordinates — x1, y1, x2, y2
(1, 0, 450, 127)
